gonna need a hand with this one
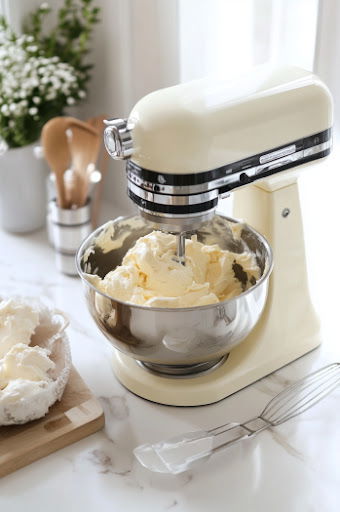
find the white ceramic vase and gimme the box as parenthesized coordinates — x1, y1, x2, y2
(0, 142, 47, 233)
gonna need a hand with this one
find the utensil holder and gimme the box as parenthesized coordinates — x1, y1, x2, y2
(47, 198, 92, 275)
(0, 143, 47, 233)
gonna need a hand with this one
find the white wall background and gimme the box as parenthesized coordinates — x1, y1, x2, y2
(179, 0, 318, 82)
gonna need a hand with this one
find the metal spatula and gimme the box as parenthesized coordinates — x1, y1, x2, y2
(134, 363, 340, 474)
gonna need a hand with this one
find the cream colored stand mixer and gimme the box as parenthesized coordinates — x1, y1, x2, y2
(77, 66, 333, 406)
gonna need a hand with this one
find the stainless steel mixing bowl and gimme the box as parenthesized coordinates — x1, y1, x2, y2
(76, 214, 273, 376)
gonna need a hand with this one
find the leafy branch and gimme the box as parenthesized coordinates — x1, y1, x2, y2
(23, 0, 100, 90)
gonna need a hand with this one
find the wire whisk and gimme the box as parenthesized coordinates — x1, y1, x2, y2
(134, 363, 340, 474)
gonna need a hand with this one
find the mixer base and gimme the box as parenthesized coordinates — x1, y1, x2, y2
(110, 179, 323, 406)
(111, 329, 320, 407)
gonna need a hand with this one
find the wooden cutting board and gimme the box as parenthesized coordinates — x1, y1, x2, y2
(0, 368, 105, 478)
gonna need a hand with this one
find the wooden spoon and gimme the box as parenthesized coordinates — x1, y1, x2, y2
(41, 117, 72, 208)
(63, 169, 83, 207)
(67, 120, 101, 207)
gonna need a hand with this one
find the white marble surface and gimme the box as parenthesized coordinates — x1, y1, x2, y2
(1, 163, 340, 512)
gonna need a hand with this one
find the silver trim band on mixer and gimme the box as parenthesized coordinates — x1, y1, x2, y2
(128, 182, 219, 206)
(127, 169, 229, 195)
(126, 129, 331, 220)
(127, 138, 332, 198)
(303, 141, 331, 157)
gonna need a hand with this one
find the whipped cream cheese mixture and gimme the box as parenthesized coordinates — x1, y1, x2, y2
(0, 298, 55, 403)
(90, 230, 260, 308)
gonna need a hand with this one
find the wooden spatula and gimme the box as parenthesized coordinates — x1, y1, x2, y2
(63, 169, 83, 208)
(41, 117, 72, 208)
(67, 120, 101, 207)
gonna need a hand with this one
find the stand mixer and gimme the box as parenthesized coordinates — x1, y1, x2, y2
(76, 65, 333, 406)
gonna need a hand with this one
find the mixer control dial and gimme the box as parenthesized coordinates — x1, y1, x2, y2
(104, 118, 133, 160)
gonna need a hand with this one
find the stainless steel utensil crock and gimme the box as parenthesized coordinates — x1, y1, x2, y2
(76, 214, 273, 376)
(48, 198, 92, 275)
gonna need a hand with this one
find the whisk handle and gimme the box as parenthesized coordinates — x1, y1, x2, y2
(210, 417, 272, 455)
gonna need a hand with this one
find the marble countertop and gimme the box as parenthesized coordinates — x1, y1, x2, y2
(1, 167, 340, 511)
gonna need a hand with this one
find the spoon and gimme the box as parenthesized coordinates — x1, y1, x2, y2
(41, 117, 72, 208)
(66, 120, 101, 207)
(63, 168, 83, 208)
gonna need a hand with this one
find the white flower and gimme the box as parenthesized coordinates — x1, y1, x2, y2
(27, 45, 38, 53)
(46, 92, 56, 101)
(40, 2, 49, 10)
(3, 87, 13, 97)
(51, 77, 61, 88)
(23, 64, 32, 74)
(0, 26, 80, 133)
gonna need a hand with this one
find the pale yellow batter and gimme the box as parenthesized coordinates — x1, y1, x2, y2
(90, 231, 260, 308)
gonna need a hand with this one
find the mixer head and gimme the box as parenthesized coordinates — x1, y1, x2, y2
(104, 66, 333, 233)
(103, 117, 217, 232)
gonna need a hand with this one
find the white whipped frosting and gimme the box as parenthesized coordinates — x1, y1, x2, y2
(0, 343, 55, 390)
(0, 297, 71, 425)
(0, 299, 57, 410)
(0, 298, 40, 358)
(91, 231, 260, 308)
(0, 379, 49, 406)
